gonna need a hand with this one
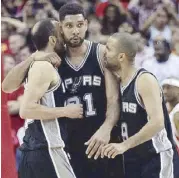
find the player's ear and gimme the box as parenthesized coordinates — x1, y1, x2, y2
(49, 36, 57, 46)
(84, 19, 88, 31)
(58, 22, 63, 34)
(118, 53, 125, 62)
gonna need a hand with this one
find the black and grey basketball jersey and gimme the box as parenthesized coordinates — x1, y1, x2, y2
(55, 40, 107, 152)
(119, 68, 173, 160)
(20, 68, 65, 151)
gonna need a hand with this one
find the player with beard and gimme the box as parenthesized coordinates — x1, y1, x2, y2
(102, 32, 179, 178)
(17, 19, 83, 178)
(2, 3, 123, 178)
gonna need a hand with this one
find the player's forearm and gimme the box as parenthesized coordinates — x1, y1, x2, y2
(20, 103, 66, 120)
(2, 56, 33, 93)
(102, 98, 120, 131)
(123, 117, 164, 150)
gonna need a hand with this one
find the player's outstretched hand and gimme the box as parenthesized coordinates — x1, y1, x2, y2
(65, 104, 83, 119)
(32, 51, 61, 68)
(84, 126, 111, 160)
(101, 142, 129, 159)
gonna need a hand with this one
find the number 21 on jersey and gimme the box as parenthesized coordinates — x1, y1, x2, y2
(65, 93, 96, 117)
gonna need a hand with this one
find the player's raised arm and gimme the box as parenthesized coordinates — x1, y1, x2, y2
(20, 61, 83, 120)
(2, 55, 34, 93)
(2, 51, 61, 93)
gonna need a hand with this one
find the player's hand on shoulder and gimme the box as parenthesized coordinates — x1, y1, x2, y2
(32, 51, 61, 68)
(64, 104, 83, 119)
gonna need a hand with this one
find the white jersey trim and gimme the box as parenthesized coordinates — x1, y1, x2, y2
(65, 41, 92, 71)
(169, 103, 179, 148)
(159, 149, 174, 178)
(96, 44, 104, 75)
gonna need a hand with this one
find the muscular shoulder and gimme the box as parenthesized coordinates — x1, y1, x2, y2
(28, 61, 57, 83)
(174, 112, 179, 120)
(30, 61, 54, 72)
(137, 73, 160, 95)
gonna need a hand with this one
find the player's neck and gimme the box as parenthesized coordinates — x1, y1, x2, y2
(43, 45, 54, 53)
(120, 65, 137, 87)
(67, 40, 88, 58)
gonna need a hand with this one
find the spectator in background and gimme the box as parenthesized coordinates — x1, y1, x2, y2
(118, 21, 135, 34)
(171, 27, 179, 57)
(133, 32, 154, 68)
(101, 4, 126, 35)
(162, 77, 179, 154)
(145, 6, 172, 46)
(22, 0, 59, 52)
(95, 0, 126, 19)
(142, 35, 179, 83)
(1, 22, 11, 54)
(3, 54, 25, 168)
(141, 3, 179, 45)
(3, 55, 16, 77)
(128, 0, 160, 30)
(9, 33, 26, 56)
(88, 17, 102, 43)
(16, 45, 31, 64)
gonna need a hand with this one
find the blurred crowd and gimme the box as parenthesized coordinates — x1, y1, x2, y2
(1, 0, 179, 170)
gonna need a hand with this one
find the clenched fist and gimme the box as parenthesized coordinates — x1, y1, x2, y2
(65, 104, 83, 119)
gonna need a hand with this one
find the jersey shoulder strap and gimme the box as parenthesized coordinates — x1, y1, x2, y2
(89, 42, 104, 74)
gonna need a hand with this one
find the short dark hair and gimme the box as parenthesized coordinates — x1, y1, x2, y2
(31, 19, 55, 50)
(112, 32, 138, 62)
(59, 3, 86, 21)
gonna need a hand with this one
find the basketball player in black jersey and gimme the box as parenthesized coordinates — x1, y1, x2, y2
(2, 3, 123, 178)
(18, 19, 83, 178)
(102, 32, 179, 178)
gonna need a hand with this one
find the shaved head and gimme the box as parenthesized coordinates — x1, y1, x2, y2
(112, 32, 138, 61)
(31, 19, 56, 50)
(105, 32, 138, 71)
(31, 19, 64, 56)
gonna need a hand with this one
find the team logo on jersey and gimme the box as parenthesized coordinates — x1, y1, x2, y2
(71, 77, 82, 93)
(122, 102, 137, 113)
(64, 75, 101, 93)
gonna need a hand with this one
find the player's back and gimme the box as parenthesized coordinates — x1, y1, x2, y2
(20, 69, 65, 151)
(119, 68, 174, 161)
(54, 40, 107, 153)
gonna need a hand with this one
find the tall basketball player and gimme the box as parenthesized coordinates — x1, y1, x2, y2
(102, 32, 179, 178)
(162, 77, 179, 154)
(18, 19, 83, 178)
(2, 3, 123, 178)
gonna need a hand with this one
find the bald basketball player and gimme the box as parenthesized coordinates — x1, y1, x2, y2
(18, 19, 82, 178)
(102, 32, 178, 178)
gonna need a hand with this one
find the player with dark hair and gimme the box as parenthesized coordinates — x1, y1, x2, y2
(102, 32, 179, 178)
(18, 19, 83, 178)
(2, 3, 122, 178)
